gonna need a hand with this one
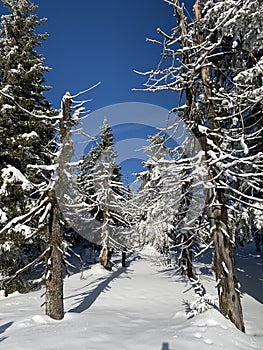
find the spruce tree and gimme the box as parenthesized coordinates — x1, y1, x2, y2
(78, 119, 126, 270)
(0, 0, 55, 291)
(136, 133, 203, 275)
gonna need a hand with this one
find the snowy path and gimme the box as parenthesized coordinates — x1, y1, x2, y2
(0, 246, 263, 350)
(65, 253, 184, 350)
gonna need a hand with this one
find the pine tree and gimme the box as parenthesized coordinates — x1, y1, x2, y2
(0, 0, 99, 319)
(136, 134, 172, 251)
(136, 132, 204, 275)
(78, 119, 127, 270)
(0, 0, 56, 290)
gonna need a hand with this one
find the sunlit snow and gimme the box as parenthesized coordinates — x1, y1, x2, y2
(0, 244, 262, 350)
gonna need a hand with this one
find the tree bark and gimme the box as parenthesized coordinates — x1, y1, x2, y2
(181, 247, 194, 279)
(207, 188, 245, 331)
(100, 207, 112, 270)
(100, 247, 112, 271)
(122, 248, 127, 267)
(45, 190, 64, 320)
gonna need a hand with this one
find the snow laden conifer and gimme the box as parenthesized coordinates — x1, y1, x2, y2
(0, 0, 99, 320)
(136, 134, 174, 263)
(136, 132, 205, 276)
(78, 119, 128, 270)
(140, 0, 263, 332)
(194, 0, 263, 248)
(0, 0, 56, 292)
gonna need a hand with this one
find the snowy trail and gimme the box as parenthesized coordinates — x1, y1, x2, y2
(0, 246, 263, 350)
(64, 252, 185, 350)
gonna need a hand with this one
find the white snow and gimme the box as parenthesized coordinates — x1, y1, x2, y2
(221, 261, 229, 274)
(1, 103, 15, 112)
(232, 40, 238, 48)
(20, 131, 38, 140)
(13, 224, 33, 239)
(240, 135, 249, 155)
(0, 165, 33, 195)
(0, 244, 262, 350)
(0, 208, 8, 224)
(38, 202, 52, 225)
(0, 241, 11, 253)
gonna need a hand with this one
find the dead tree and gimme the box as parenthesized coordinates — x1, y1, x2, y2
(45, 190, 64, 320)
(45, 93, 73, 320)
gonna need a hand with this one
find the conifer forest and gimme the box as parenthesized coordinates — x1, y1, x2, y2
(0, 1, 262, 349)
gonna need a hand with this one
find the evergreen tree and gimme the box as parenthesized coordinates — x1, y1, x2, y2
(136, 132, 204, 275)
(0, 0, 98, 319)
(0, 0, 56, 290)
(136, 134, 173, 251)
(78, 119, 127, 270)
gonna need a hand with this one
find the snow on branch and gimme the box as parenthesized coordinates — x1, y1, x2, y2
(64, 82, 101, 99)
(0, 247, 50, 288)
(0, 197, 49, 235)
(220, 180, 263, 204)
(0, 90, 60, 120)
(0, 165, 34, 195)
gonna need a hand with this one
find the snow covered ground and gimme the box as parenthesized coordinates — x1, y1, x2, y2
(0, 244, 262, 350)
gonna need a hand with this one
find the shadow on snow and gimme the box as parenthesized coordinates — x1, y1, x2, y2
(235, 243, 263, 304)
(155, 243, 263, 305)
(161, 342, 170, 350)
(67, 255, 140, 314)
(0, 321, 13, 343)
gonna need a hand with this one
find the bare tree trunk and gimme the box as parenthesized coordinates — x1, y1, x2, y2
(122, 248, 127, 267)
(205, 185, 245, 331)
(100, 247, 112, 271)
(100, 207, 112, 270)
(45, 190, 64, 320)
(180, 247, 194, 279)
(45, 93, 73, 320)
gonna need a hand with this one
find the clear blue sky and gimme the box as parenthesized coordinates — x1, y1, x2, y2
(0, 0, 192, 111)
(1, 0, 195, 182)
(35, 0, 177, 111)
(0, 0, 196, 111)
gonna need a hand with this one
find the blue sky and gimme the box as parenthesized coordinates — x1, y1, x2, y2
(32, 0, 187, 111)
(1, 0, 195, 182)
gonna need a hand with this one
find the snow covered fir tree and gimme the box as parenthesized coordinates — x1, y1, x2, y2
(77, 119, 129, 270)
(0, 0, 56, 293)
(0, 0, 84, 320)
(0, 0, 262, 347)
(135, 132, 205, 279)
